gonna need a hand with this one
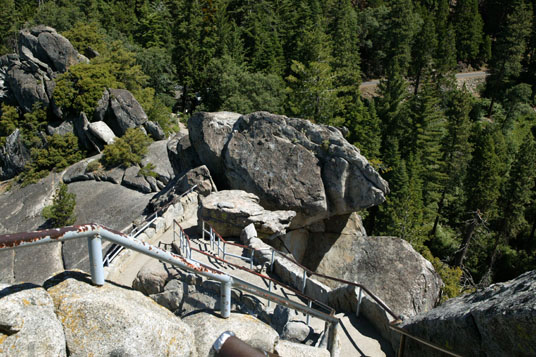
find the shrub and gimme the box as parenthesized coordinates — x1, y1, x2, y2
(101, 128, 152, 168)
(139, 163, 157, 178)
(53, 63, 120, 115)
(21, 133, 83, 186)
(42, 183, 76, 227)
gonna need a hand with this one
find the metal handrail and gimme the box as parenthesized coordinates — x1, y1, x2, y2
(174, 220, 335, 316)
(199, 221, 462, 357)
(102, 184, 198, 266)
(0, 223, 340, 356)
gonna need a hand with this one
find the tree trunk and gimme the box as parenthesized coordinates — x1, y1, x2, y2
(430, 190, 446, 236)
(454, 215, 478, 267)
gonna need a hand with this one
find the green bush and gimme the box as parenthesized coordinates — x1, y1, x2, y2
(21, 133, 84, 186)
(139, 163, 157, 178)
(53, 63, 120, 115)
(42, 183, 76, 227)
(421, 247, 463, 302)
(101, 128, 152, 168)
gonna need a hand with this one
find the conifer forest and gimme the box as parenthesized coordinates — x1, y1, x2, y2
(1, 0, 535, 298)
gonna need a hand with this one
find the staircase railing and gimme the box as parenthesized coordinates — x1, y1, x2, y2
(0, 222, 339, 357)
(198, 221, 462, 357)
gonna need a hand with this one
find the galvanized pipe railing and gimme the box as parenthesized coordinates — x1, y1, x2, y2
(199, 221, 462, 357)
(0, 224, 233, 318)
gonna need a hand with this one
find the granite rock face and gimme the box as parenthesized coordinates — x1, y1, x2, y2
(186, 112, 388, 227)
(0, 283, 66, 356)
(105, 89, 149, 136)
(198, 190, 296, 238)
(398, 270, 536, 357)
(45, 271, 197, 357)
(188, 111, 241, 187)
(0, 129, 30, 180)
(183, 312, 279, 357)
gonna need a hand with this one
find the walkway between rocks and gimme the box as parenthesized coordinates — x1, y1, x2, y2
(106, 218, 394, 357)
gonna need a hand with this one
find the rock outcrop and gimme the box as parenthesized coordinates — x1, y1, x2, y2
(182, 111, 388, 227)
(0, 129, 30, 180)
(0, 283, 66, 356)
(398, 270, 536, 357)
(311, 235, 442, 319)
(45, 271, 197, 357)
(63, 138, 174, 194)
(148, 165, 216, 213)
(105, 88, 149, 136)
(198, 190, 296, 238)
(0, 26, 163, 179)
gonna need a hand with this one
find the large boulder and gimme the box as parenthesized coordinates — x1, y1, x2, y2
(168, 131, 202, 176)
(6, 65, 50, 113)
(0, 129, 31, 180)
(187, 112, 388, 227)
(141, 139, 175, 186)
(45, 271, 197, 357)
(183, 312, 279, 357)
(0, 283, 66, 356)
(20, 26, 82, 73)
(398, 270, 536, 357)
(188, 111, 241, 187)
(199, 190, 296, 238)
(311, 234, 442, 340)
(105, 89, 148, 136)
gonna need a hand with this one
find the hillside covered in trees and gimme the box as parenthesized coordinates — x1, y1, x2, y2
(0, 0, 535, 298)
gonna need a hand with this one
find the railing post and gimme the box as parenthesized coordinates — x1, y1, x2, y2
(87, 234, 104, 286)
(356, 287, 363, 317)
(270, 250, 275, 272)
(267, 280, 272, 308)
(328, 321, 339, 357)
(220, 280, 232, 318)
(217, 235, 221, 257)
(249, 249, 254, 270)
(301, 270, 307, 293)
(398, 334, 407, 357)
(223, 242, 226, 260)
(173, 220, 176, 243)
(306, 300, 312, 326)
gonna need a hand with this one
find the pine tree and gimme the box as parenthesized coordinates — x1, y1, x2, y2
(348, 99, 382, 161)
(453, 0, 485, 65)
(434, 0, 457, 86)
(410, 83, 447, 220)
(431, 88, 473, 236)
(0, 0, 16, 55)
(454, 126, 507, 267)
(42, 183, 77, 228)
(485, 1, 532, 116)
(483, 132, 536, 283)
(409, 10, 437, 95)
(384, 0, 419, 75)
(328, 0, 361, 120)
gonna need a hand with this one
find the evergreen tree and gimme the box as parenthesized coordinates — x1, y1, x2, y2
(434, 0, 457, 77)
(431, 88, 473, 236)
(42, 183, 77, 228)
(454, 126, 507, 267)
(384, 0, 419, 75)
(453, 0, 485, 65)
(483, 132, 536, 283)
(328, 0, 362, 120)
(409, 10, 437, 95)
(171, 0, 218, 112)
(485, 1, 532, 116)
(0, 0, 16, 55)
(348, 99, 382, 161)
(410, 83, 447, 219)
